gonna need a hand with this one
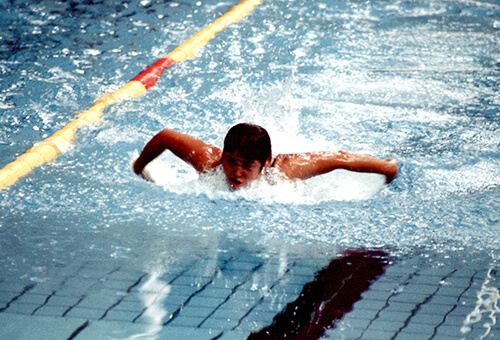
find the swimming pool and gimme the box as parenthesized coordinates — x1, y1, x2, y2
(1, 0, 499, 339)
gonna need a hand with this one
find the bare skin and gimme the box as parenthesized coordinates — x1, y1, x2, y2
(133, 129, 398, 188)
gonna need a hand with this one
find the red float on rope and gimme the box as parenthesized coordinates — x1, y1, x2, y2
(132, 58, 176, 90)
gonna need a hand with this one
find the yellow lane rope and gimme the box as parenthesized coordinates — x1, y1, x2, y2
(0, 0, 263, 191)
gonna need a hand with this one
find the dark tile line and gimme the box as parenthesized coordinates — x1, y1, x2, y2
(209, 330, 226, 340)
(62, 296, 86, 317)
(31, 291, 55, 315)
(197, 261, 265, 328)
(63, 266, 150, 320)
(60, 265, 115, 318)
(0, 284, 35, 313)
(106, 266, 122, 276)
(67, 320, 89, 340)
(356, 267, 419, 339)
(428, 271, 478, 340)
(162, 257, 234, 327)
(131, 262, 206, 324)
(29, 263, 117, 317)
(391, 269, 458, 340)
(99, 273, 147, 320)
(230, 262, 295, 331)
(131, 279, 171, 323)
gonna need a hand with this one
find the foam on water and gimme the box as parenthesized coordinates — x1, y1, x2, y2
(143, 152, 387, 205)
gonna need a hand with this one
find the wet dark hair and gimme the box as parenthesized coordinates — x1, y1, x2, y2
(223, 123, 272, 167)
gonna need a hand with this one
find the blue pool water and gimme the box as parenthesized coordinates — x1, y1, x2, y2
(0, 0, 499, 338)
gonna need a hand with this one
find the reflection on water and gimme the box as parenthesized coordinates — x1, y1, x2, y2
(122, 270, 171, 340)
(249, 249, 388, 339)
(461, 262, 500, 340)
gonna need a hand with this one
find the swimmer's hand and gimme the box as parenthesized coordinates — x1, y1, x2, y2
(384, 159, 398, 184)
(133, 159, 155, 183)
(140, 168, 155, 182)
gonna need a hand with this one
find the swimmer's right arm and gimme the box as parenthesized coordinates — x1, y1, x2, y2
(133, 129, 223, 179)
(273, 151, 398, 184)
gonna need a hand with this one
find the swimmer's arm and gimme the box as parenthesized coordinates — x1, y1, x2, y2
(133, 129, 222, 178)
(273, 151, 398, 183)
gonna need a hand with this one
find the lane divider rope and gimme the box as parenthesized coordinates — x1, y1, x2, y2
(0, 0, 263, 191)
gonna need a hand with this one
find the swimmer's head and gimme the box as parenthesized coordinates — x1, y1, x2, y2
(222, 123, 272, 189)
(223, 123, 272, 166)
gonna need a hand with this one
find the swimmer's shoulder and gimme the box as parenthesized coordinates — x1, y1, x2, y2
(268, 154, 295, 178)
(269, 153, 323, 180)
(196, 145, 223, 173)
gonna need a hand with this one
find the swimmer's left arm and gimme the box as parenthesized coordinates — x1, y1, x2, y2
(133, 129, 222, 179)
(273, 151, 398, 183)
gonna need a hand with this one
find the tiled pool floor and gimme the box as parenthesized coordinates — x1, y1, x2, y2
(0, 242, 498, 340)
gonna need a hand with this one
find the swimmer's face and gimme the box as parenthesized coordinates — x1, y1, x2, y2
(222, 152, 264, 189)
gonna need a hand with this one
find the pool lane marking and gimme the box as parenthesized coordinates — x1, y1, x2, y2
(0, 0, 263, 191)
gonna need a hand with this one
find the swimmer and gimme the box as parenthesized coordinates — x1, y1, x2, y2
(133, 123, 398, 189)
